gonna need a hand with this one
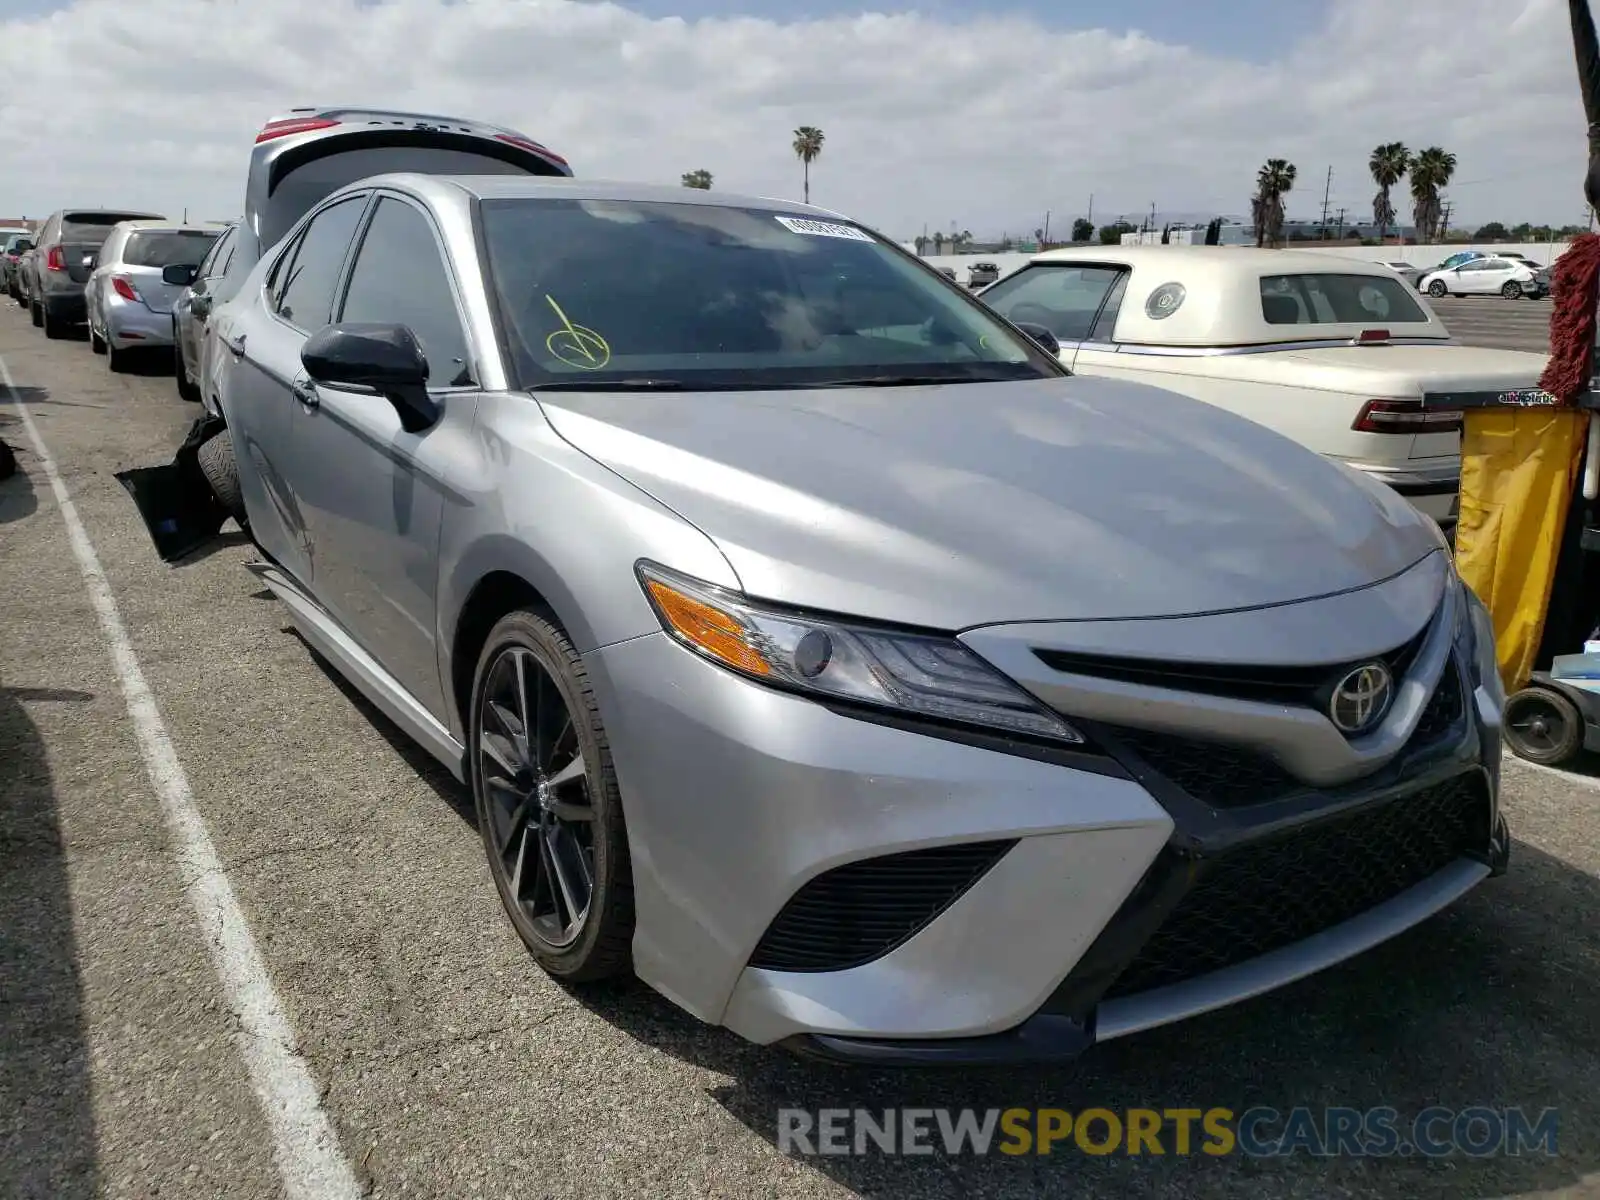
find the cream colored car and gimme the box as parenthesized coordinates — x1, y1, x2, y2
(979, 245, 1551, 534)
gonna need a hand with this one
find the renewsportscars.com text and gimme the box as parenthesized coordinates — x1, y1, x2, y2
(777, 1106, 1559, 1158)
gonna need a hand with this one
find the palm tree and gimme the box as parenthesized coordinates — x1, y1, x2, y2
(1410, 147, 1458, 244)
(1369, 142, 1410, 244)
(680, 169, 713, 190)
(792, 126, 825, 204)
(1252, 159, 1297, 248)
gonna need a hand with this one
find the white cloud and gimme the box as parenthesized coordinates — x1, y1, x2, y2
(0, 0, 1589, 235)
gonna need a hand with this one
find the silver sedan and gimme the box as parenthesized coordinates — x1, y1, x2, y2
(155, 176, 1507, 1064)
(85, 222, 222, 370)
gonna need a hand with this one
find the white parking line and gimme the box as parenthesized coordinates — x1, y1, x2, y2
(0, 357, 362, 1200)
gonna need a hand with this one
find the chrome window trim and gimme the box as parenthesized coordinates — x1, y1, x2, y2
(1109, 335, 1456, 357)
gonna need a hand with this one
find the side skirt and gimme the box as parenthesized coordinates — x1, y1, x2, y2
(247, 561, 467, 782)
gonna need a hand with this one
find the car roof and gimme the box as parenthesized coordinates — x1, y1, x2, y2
(1011, 244, 1448, 346)
(112, 220, 227, 234)
(419, 174, 844, 214)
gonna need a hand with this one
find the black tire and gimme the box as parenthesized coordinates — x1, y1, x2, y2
(197, 428, 246, 523)
(107, 343, 129, 372)
(41, 303, 66, 340)
(1427, 280, 1447, 298)
(469, 608, 634, 982)
(1503, 686, 1584, 766)
(90, 326, 106, 355)
(30, 300, 42, 328)
(1501, 281, 1522, 300)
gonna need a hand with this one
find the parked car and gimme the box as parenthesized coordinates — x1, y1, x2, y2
(1375, 260, 1422, 290)
(25, 208, 165, 338)
(976, 245, 1551, 536)
(168, 221, 240, 402)
(134, 177, 1507, 1064)
(1, 231, 32, 299)
(13, 244, 36, 309)
(935, 265, 957, 282)
(193, 105, 572, 419)
(85, 221, 223, 371)
(967, 260, 1000, 289)
(1420, 255, 1548, 300)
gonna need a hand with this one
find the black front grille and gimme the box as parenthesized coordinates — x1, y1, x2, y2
(1106, 727, 1301, 808)
(748, 840, 1016, 973)
(1409, 661, 1464, 748)
(1034, 627, 1429, 710)
(1101, 773, 1490, 999)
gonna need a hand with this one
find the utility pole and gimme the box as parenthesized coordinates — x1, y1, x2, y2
(1149, 201, 1157, 234)
(1334, 207, 1346, 240)
(1438, 201, 1453, 242)
(1318, 165, 1333, 237)
(1086, 193, 1094, 230)
(1042, 210, 1050, 245)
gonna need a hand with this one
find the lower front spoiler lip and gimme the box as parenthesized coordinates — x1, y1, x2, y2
(779, 816, 1508, 1068)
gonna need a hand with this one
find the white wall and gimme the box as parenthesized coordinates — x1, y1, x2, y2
(914, 241, 1574, 285)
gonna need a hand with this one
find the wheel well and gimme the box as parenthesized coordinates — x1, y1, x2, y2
(450, 572, 551, 729)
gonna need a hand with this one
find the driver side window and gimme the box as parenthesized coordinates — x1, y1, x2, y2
(271, 195, 368, 331)
(979, 264, 1128, 343)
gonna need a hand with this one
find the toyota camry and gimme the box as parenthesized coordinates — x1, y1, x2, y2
(132, 175, 1508, 1064)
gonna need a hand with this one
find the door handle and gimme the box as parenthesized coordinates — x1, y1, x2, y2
(223, 331, 246, 356)
(291, 378, 320, 410)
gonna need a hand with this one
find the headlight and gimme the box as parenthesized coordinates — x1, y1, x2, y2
(637, 562, 1085, 744)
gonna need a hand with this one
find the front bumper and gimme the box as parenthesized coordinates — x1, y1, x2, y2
(103, 295, 175, 349)
(586, 588, 1502, 1062)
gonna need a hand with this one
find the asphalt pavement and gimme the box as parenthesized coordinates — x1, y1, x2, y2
(2, 299, 1598, 1200)
(1429, 294, 1554, 354)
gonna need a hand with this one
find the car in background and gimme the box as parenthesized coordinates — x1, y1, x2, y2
(13, 243, 36, 309)
(1419, 255, 1548, 300)
(1496, 253, 1554, 297)
(1375, 260, 1422, 290)
(2, 231, 33, 300)
(85, 221, 223, 371)
(25, 208, 165, 338)
(167, 220, 239, 402)
(935, 265, 957, 282)
(193, 105, 572, 420)
(140, 175, 1506, 1064)
(967, 260, 1000, 289)
(976, 244, 1552, 537)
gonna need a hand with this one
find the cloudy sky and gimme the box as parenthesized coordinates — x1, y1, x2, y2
(0, 0, 1588, 237)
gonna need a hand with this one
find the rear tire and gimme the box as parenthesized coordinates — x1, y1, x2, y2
(107, 342, 129, 372)
(90, 326, 106, 355)
(41, 303, 65, 340)
(30, 300, 42, 328)
(197, 428, 246, 524)
(1427, 280, 1448, 298)
(1503, 686, 1584, 766)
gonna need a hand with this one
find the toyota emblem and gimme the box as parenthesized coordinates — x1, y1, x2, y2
(1329, 663, 1393, 734)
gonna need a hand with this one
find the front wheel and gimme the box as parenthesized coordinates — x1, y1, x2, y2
(1503, 686, 1584, 766)
(470, 609, 634, 982)
(196, 428, 246, 524)
(1427, 280, 1448, 298)
(1502, 281, 1523, 300)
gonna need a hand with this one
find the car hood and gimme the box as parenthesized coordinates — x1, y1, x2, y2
(536, 376, 1442, 630)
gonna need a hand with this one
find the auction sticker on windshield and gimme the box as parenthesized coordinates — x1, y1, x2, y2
(775, 216, 874, 241)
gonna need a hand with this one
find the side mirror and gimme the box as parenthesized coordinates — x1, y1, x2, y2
(1013, 321, 1062, 358)
(301, 322, 439, 433)
(163, 263, 199, 286)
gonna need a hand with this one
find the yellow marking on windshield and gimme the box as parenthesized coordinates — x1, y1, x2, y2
(545, 294, 611, 370)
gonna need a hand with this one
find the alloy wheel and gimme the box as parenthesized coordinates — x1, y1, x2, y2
(478, 646, 596, 948)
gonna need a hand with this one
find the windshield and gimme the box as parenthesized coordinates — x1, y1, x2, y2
(123, 230, 220, 268)
(479, 198, 1061, 390)
(1259, 273, 1430, 325)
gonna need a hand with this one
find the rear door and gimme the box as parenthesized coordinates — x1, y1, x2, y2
(224, 194, 370, 583)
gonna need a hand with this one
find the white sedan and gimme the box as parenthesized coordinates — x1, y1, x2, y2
(1419, 255, 1547, 299)
(978, 244, 1552, 535)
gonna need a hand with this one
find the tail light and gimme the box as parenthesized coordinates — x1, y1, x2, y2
(494, 132, 568, 167)
(255, 117, 341, 143)
(1352, 399, 1462, 434)
(45, 245, 65, 272)
(111, 275, 141, 303)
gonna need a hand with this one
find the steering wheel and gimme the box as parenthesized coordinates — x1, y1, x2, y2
(1004, 302, 1058, 332)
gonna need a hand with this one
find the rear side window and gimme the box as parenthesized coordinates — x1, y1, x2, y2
(978, 263, 1129, 342)
(273, 197, 367, 330)
(1259, 274, 1428, 325)
(124, 230, 220, 268)
(337, 198, 471, 385)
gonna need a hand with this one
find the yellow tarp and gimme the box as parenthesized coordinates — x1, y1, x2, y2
(1454, 407, 1589, 693)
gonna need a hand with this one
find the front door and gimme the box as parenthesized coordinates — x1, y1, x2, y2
(288, 193, 481, 720)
